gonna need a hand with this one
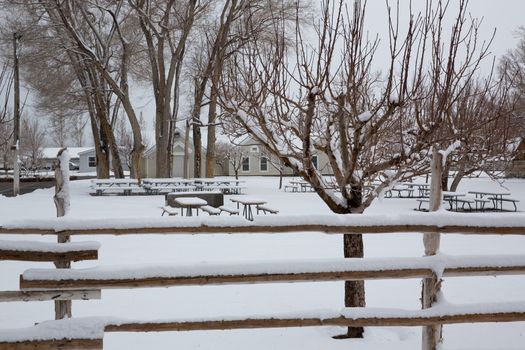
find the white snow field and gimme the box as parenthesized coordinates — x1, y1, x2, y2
(0, 176, 524, 349)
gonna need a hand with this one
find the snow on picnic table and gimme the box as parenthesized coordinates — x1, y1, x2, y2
(0, 176, 524, 350)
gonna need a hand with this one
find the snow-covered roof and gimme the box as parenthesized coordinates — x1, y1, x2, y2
(41, 147, 93, 159)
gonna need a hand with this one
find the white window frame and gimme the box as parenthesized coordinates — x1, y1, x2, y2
(260, 156, 268, 172)
(88, 156, 96, 168)
(241, 156, 250, 172)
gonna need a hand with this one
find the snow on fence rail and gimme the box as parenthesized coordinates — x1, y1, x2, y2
(0, 215, 524, 350)
(0, 240, 99, 262)
(17, 255, 525, 290)
(0, 212, 525, 235)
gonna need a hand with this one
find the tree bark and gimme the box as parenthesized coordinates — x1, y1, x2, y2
(341, 233, 365, 338)
(183, 120, 190, 179)
(450, 168, 467, 192)
(206, 81, 219, 178)
(441, 166, 449, 192)
(193, 122, 202, 178)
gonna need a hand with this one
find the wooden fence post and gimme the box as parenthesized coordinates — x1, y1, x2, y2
(54, 148, 72, 319)
(422, 148, 443, 350)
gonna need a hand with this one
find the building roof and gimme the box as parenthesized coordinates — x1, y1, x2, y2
(41, 147, 93, 159)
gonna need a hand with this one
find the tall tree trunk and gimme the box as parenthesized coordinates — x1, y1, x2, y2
(193, 122, 202, 178)
(183, 120, 190, 179)
(441, 165, 449, 192)
(450, 168, 468, 192)
(342, 234, 365, 338)
(191, 77, 205, 178)
(335, 185, 365, 339)
(155, 103, 170, 178)
(87, 109, 109, 179)
(88, 67, 124, 178)
(206, 81, 219, 177)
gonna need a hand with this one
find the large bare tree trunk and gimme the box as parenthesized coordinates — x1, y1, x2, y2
(450, 168, 467, 192)
(342, 233, 365, 338)
(206, 81, 219, 178)
(183, 120, 190, 179)
(334, 187, 365, 339)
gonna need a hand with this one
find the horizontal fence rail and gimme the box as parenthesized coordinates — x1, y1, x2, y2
(1, 213, 525, 236)
(2, 305, 525, 350)
(1, 215, 524, 350)
(0, 290, 100, 302)
(0, 249, 98, 262)
(18, 255, 525, 290)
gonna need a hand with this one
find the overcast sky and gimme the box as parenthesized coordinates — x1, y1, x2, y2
(362, 0, 524, 62)
(17, 0, 524, 147)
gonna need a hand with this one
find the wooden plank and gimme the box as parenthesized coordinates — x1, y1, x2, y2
(422, 149, 443, 350)
(105, 312, 525, 332)
(0, 338, 103, 350)
(0, 224, 524, 236)
(0, 290, 101, 302)
(19, 265, 525, 290)
(0, 249, 98, 262)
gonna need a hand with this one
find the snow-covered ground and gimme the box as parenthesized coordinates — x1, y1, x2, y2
(0, 176, 524, 349)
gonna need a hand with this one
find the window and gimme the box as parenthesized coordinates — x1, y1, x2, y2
(312, 155, 318, 169)
(242, 157, 250, 172)
(260, 157, 268, 172)
(88, 156, 96, 168)
(250, 146, 259, 153)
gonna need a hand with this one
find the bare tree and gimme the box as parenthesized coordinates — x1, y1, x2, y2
(38, 0, 144, 179)
(440, 76, 521, 191)
(219, 0, 495, 338)
(0, 2, 128, 178)
(129, 0, 207, 178)
(215, 141, 248, 180)
(189, 0, 300, 178)
(499, 27, 525, 177)
(0, 60, 13, 172)
(19, 117, 45, 172)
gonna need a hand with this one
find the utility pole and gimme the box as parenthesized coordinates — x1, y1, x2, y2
(12, 32, 22, 196)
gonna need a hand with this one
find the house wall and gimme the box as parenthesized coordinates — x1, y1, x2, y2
(229, 141, 334, 176)
(79, 149, 130, 174)
(505, 139, 525, 178)
(79, 150, 96, 173)
(141, 141, 208, 179)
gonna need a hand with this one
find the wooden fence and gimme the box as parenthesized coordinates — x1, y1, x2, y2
(0, 219, 524, 350)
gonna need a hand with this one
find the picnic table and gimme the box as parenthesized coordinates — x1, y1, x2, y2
(404, 183, 430, 197)
(289, 181, 312, 192)
(468, 190, 517, 211)
(173, 197, 208, 216)
(193, 178, 246, 194)
(230, 197, 267, 221)
(90, 179, 140, 196)
(142, 178, 195, 194)
(442, 191, 468, 211)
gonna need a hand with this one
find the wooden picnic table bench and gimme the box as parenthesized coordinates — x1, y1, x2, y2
(218, 206, 240, 216)
(468, 191, 519, 211)
(174, 197, 208, 216)
(230, 197, 267, 221)
(90, 179, 141, 196)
